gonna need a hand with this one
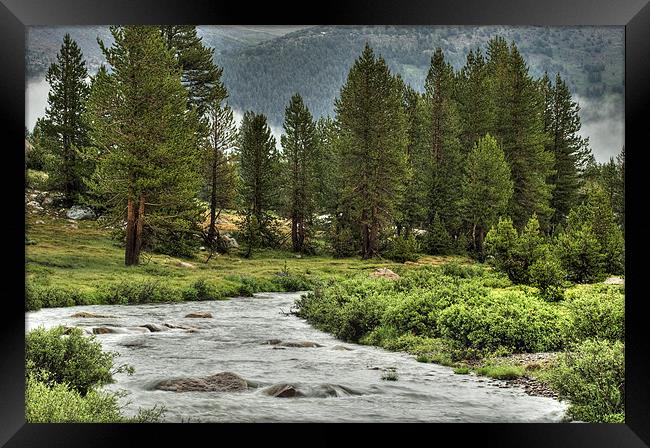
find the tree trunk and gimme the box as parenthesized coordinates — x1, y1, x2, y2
(125, 197, 136, 266)
(207, 157, 218, 245)
(134, 195, 145, 265)
(291, 212, 299, 253)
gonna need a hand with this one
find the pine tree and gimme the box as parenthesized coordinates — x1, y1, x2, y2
(461, 134, 513, 253)
(421, 48, 464, 237)
(456, 48, 494, 150)
(237, 111, 281, 257)
(541, 72, 591, 228)
(159, 26, 227, 116)
(85, 26, 201, 266)
(334, 44, 408, 259)
(41, 33, 90, 204)
(396, 80, 427, 237)
(486, 38, 555, 229)
(281, 94, 318, 253)
(203, 102, 238, 252)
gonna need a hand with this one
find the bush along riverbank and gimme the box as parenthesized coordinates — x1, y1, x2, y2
(295, 263, 625, 423)
(26, 326, 165, 422)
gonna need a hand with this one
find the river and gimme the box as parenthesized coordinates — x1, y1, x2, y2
(25, 291, 568, 423)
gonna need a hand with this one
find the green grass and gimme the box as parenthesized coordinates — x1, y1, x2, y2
(475, 364, 525, 380)
(453, 366, 470, 374)
(25, 215, 460, 310)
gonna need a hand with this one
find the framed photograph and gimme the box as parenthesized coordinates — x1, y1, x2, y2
(2, 0, 648, 446)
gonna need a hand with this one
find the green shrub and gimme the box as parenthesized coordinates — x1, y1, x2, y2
(100, 279, 182, 305)
(271, 272, 314, 292)
(26, 284, 94, 310)
(182, 278, 223, 301)
(26, 375, 124, 423)
(437, 291, 568, 353)
(453, 366, 470, 374)
(26, 326, 117, 396)
(564, 286, 624, 342)
(528, 244, 566, 301)
(485, 215, 545, 284)
(546, 339, 624, 422)
(557, 223, 605, 284)
(384, 234, 420, 263)
(26, 374, 165, 423)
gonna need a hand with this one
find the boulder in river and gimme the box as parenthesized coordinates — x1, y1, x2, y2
(332, 345, 353, 351)
(265, 339, 323, 348)
(184, 311, 213, 318)
(263, 383, 305, 398)
(155, 372, 250, 392)
(140, 323, 168, 332)
(370, 268, 400, 280)
(71, 311, 114, 318)
(66, 205, 96, 220)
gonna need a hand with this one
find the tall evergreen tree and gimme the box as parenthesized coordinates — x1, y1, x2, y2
(486, 38, 555, 229)
(541, 72, 591, 228)
(396, 80, 427, 237)
(159, 26, 227, 116)
(203, 102, 238, 252)
(461, 134, 513, 253)
(237, 111, 281, 257)
(281, 94, 318, 253)
(41, 33, 90, 204)
(86, 26, 201, 266)
(456, 48, 494, 150)
(334, 44, 408, 259)
(421, 48, 464, 237)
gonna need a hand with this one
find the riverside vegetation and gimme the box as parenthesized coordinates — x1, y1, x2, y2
(25, 25, 624, 423)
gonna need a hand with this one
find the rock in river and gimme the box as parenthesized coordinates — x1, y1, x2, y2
(263, 383, 305, 398)
(71, 311, 114, 318)
(184, 311, 213, 318)
(155, 372, 251, 392)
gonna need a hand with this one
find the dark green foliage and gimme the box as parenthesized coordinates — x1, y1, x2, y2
(26, 326, 116, 396)
(86, 26, 202, 264)
(541, 73, 591, 228)
(203, 103, 238, 253)
(460, 134, 513, 253)
(486, 37, 554, 229)
(528, 244, 566, 301)
(237, 111, 282, 256)
(281, 94, 319, 254)
(40, 34, 91, 204)
(425, 213, 454, 255)
(159, 25, 227, 116)
(334, 44, 408, 258)
(384, 234, 420, 263)
(485, 214, 546, 284)
(547, 339, 624, 423)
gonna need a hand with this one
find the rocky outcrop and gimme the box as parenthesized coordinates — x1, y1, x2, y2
(221, 233, 239, 249)
(155, 372, 251, 392)
(370, 268, 400, 280)
(184, 311, 213, 318)
(66, 205, 96, 220)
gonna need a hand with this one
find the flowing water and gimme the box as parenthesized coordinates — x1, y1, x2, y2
(26, 292, 567, 423)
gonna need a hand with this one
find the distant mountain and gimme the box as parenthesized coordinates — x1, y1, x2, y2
(25, 25, 311, 78)
(215, 25, 624, 127)
(25, 25, 624, 158)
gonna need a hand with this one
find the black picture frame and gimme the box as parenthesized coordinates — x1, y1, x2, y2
(2, 0, 648, 446)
